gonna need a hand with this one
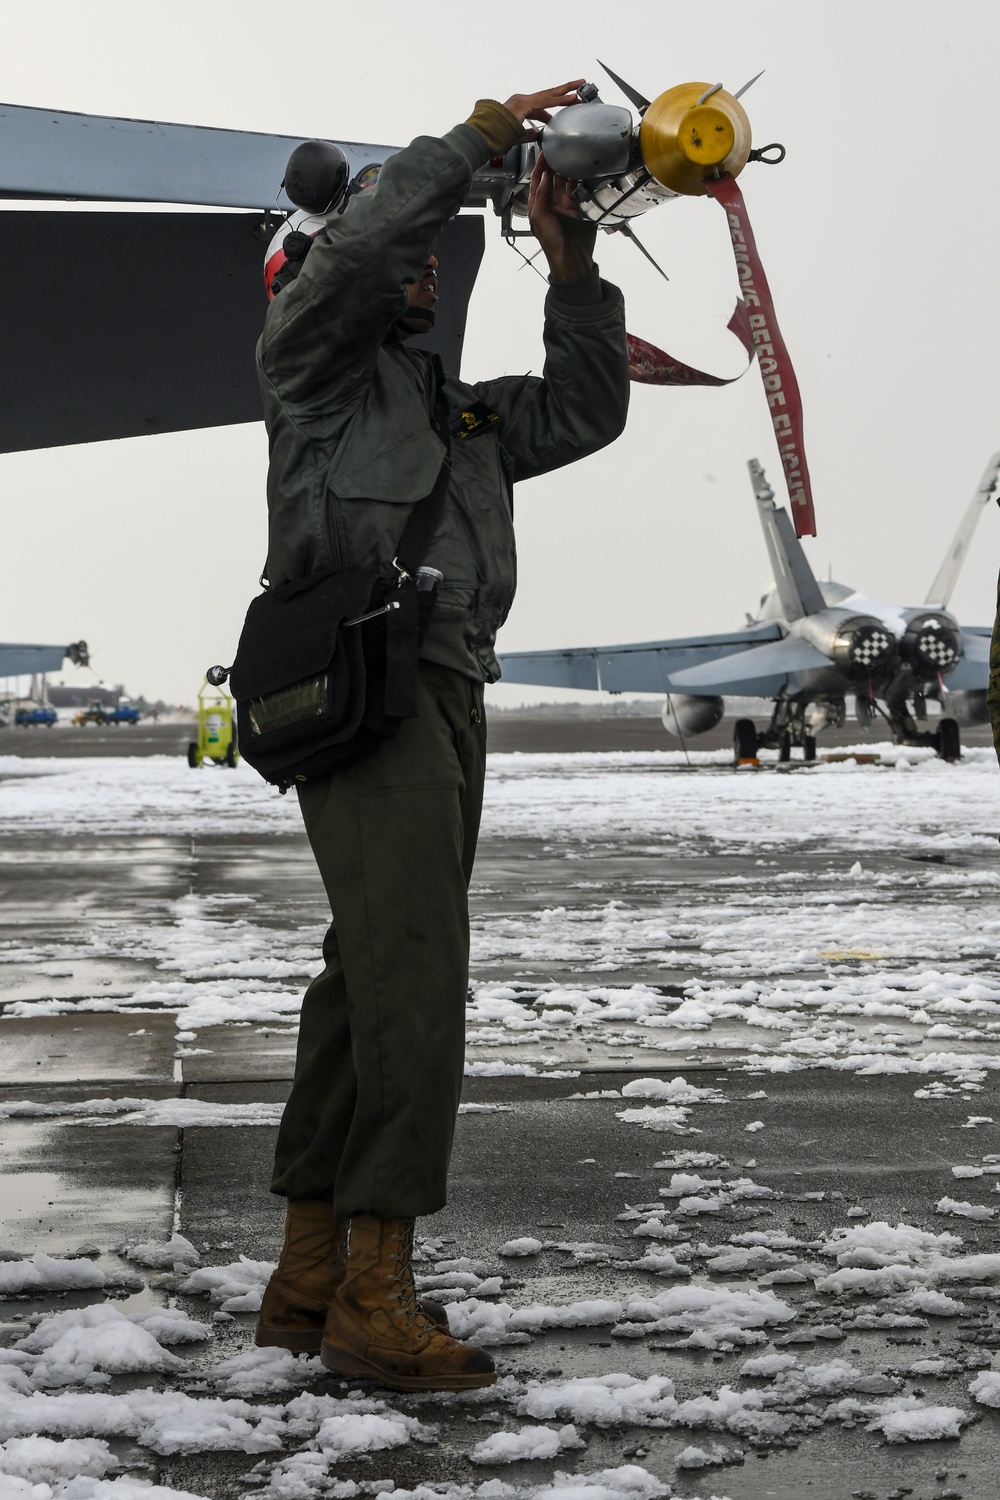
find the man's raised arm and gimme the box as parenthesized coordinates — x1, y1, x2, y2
(260, 84, 587, 409)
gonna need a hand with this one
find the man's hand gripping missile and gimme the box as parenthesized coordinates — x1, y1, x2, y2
(496, 82, 598, 283)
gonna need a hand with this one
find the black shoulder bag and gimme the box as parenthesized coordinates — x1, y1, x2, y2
(226, 410, 451, 792)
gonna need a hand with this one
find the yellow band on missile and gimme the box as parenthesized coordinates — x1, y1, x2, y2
(639, 82, 752, 196)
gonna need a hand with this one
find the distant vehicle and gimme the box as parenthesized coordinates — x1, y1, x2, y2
(72, 700, 107, 726)
(499, 453, 1000, 765)
(15, 704, 57, 727)
(72, 700, 140, 726)
(103, 703, 141, 725)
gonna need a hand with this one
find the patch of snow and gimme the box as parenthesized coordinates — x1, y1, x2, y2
(936, 1196, 997, 1221)
(313, 1410, 435, 1457)
(674, 1441, 742, 1469)
(121, 1235, 202, 1270)
(869, 1404, 968, 1442)
(969, 1369, 1000, 1408)
(15, 1305, 187, 1388)
(179, 1256, 274, 1313)
(620, 1077, 726, 1105)
(0, 1435, 116, 1482)
(0, 1255, 106, 1298)
(498, 1239, 543, 1258)
(469, 1423, 585, 1465)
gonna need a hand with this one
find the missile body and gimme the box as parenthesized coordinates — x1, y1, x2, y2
(538, 81, 753, 227)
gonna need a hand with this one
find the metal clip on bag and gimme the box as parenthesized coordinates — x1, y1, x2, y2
(230, 440, 450, 791)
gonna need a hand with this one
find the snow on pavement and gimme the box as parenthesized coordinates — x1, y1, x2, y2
(4, 750, 1000, 1090)
(3, 750, 1000, 1493)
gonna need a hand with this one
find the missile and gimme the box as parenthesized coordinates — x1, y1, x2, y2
(473, 70, 766, 234)
(470, 69, 815, 536)
(541, 79, 753, 221)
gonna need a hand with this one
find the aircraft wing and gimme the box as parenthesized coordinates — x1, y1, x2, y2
(944, 629, 991, 691)
(0, 642, 85, 676)
(0, 104, 485, 453)
(0, 101, 394, 209)
(669, 635, 833, 695)
(497, 623, 785, 693)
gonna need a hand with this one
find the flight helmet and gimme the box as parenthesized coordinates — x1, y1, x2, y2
(264, 140, 382, 300)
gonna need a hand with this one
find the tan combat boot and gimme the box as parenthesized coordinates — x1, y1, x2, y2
(257, 1199, 345, 1353)
(320, 1214, 496, 1392)
(256, 1199, 449, 1354)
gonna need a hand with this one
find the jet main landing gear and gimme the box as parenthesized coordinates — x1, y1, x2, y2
(733, 707, 819, 768)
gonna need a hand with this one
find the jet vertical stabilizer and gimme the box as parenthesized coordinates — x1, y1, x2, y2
(749, 458, 826, 620)
(924, 451, 1000, 608)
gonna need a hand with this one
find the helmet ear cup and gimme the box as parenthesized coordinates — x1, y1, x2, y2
(268, 230, 315, 297)
(282, 140, 350, 214)
(263, 210, 325, 300)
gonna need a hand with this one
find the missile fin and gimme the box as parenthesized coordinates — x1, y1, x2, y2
(596, 60, 651, 113)
(618, 222, 670, 281)
(734, 69, 765, 100)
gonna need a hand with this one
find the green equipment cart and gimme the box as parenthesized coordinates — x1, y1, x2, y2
(188, 680, 238, 769)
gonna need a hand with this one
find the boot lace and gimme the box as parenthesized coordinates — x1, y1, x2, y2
(386, 1218, 435, 1333)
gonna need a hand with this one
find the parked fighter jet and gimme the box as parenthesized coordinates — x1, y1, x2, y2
(497, 455, 999, 764)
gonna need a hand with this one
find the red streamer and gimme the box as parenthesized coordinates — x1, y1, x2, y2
(627, 300, 752, 387)
(706, 173, 816, 537)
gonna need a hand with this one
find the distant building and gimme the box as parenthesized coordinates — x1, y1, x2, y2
(47, 684, 124, 708)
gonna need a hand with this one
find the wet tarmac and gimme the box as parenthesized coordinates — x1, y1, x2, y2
(1, 720, 998, 1498)
(3, 710, 993, 760)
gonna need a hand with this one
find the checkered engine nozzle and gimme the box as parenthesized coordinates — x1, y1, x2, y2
(834, 620, 897, 680)
(899, 612, 961, 678)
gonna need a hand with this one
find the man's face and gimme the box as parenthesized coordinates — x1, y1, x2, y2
(396, 255, 438, 335)
(408, 255, 438, 313)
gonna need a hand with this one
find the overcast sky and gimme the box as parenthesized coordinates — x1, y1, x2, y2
(2, 0, 998, 708)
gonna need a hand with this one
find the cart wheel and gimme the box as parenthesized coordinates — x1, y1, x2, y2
(733, 719, 759, 765)
(187, 743, 202, 769)
(936, 717, 961, 761)
(225, 743, 238, 767)
(803, 735, 817, 763)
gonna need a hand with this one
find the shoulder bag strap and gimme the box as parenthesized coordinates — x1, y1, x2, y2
(391, 354, 452, 581)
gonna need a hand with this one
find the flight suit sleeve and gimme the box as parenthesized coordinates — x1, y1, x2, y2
(987, 568, 1000, 767)
(259, 119, 506, 411)
(472, 266, 630, 481)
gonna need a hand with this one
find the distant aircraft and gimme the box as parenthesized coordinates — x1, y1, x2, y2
(497, 454, 999, 764)
(0, 642, 88, 678)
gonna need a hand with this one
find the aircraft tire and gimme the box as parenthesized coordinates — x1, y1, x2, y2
(733, 719, 758, 764)
(936, 717, 961, 761)
(778, 733, 791, 762)
(803, 735, 817, 763)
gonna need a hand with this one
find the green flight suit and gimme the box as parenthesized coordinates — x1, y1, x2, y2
(263, 106, 629, 1215)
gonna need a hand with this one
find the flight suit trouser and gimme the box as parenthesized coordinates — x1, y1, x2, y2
(270, 660, 487, 1219)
